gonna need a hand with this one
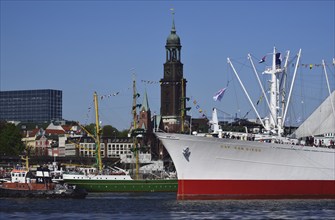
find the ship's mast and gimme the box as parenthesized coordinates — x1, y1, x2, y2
(263, 47, 286, 135)
(280, 50, 290, 118)
(265, 47, 301, 135)
(21, 155, 29, 171)
(93, 91, 103, 172)
(132, 74, 139, 180)
(230, 47, 301, 136)
(262, 47, 283, 133)
(270, 47, 279, 131)
(181, 78, 185, 133)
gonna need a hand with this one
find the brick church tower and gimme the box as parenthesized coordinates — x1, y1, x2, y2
(138, 90, 152, 133)
(160, 14, 188, 133)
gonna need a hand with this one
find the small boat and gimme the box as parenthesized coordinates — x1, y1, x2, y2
(0, 166, 87, 199)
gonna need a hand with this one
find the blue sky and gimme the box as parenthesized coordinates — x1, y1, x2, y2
(1, 0, 334, 130)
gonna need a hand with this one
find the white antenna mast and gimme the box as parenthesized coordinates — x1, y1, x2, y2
(282, 49, 302, 130)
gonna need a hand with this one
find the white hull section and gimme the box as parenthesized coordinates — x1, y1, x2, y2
(156, 133, 335, 181)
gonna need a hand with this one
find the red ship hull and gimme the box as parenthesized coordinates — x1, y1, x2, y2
(177, 180, 335, 200)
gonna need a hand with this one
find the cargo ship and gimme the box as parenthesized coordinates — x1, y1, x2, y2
(156, 48, 335, 200)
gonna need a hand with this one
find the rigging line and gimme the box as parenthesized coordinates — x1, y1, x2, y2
(228, 62, 241, 118)
(283, 52, 299, 112)
(242, 109, 252, 119)
(322, 60, 335, 131)
(325, 62, 335, 89)
(226, 79, 232, 88)
(216, 108, 233, 116)
(299, 61, 305, 126)
(229, 58, 254, 72)
(237, 54, 265, 119)
(249, 53, 267, 69)
(84, 100, 95, 125)
(318, 66, 326, 135)
(98, 87, 132, 100)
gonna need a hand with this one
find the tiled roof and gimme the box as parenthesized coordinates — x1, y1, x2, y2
(27, 128, 40, 137)
(62, 125, 72, 131)
(45, 129, 65, 135)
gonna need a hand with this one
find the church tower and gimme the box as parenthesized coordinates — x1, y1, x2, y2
(138, 89, 152, 133)
(160, 13, 187, 133)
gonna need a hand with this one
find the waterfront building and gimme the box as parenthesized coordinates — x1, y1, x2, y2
(22, 128, 41, 154)
(0, 89, 62, 123)
(66, 136, 132, 159)
(21, 122, 80, 157)
(35, 134, 57, 157)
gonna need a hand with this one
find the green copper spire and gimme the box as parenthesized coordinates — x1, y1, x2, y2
(171, 8, 176, 34)
(166, 8, 180, 46)
(141, 89, 150, 112)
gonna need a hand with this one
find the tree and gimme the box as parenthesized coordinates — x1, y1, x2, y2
(119, 129, 130, 137)
(0, 121, 25, 156)
(102, 125, 118, 138)
(84, 123, 96, 136)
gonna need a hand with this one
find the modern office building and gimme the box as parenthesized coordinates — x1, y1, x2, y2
(0, 89, 62, 123)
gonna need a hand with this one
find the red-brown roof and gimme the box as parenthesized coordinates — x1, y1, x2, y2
(26, 128, 40, 137)
(62, 125, 72, 132)
(45, 129, 65, 135)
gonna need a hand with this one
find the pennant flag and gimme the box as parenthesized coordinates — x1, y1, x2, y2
(275, 53, 281, 66)
(256, 95, 263, 105)
(259, 56, 266, 63)
(213, 88, 227, 101)
(189, 96, 208, 119)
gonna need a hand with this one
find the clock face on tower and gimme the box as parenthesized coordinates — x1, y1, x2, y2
(165, 69, 170, 76)
(165, 67, 171, 77)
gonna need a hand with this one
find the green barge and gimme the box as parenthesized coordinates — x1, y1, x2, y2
(63, 178, 177, 192)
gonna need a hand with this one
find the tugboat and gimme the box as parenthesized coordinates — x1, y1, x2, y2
(0, 157, 87, 199)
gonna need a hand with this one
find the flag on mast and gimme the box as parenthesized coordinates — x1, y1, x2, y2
(259, 56, 266, 63)
(275, 53, 282, 67)
(213, 88, 227, 101)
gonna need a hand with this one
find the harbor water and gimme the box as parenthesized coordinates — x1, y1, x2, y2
(1, 192, 334, 219)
